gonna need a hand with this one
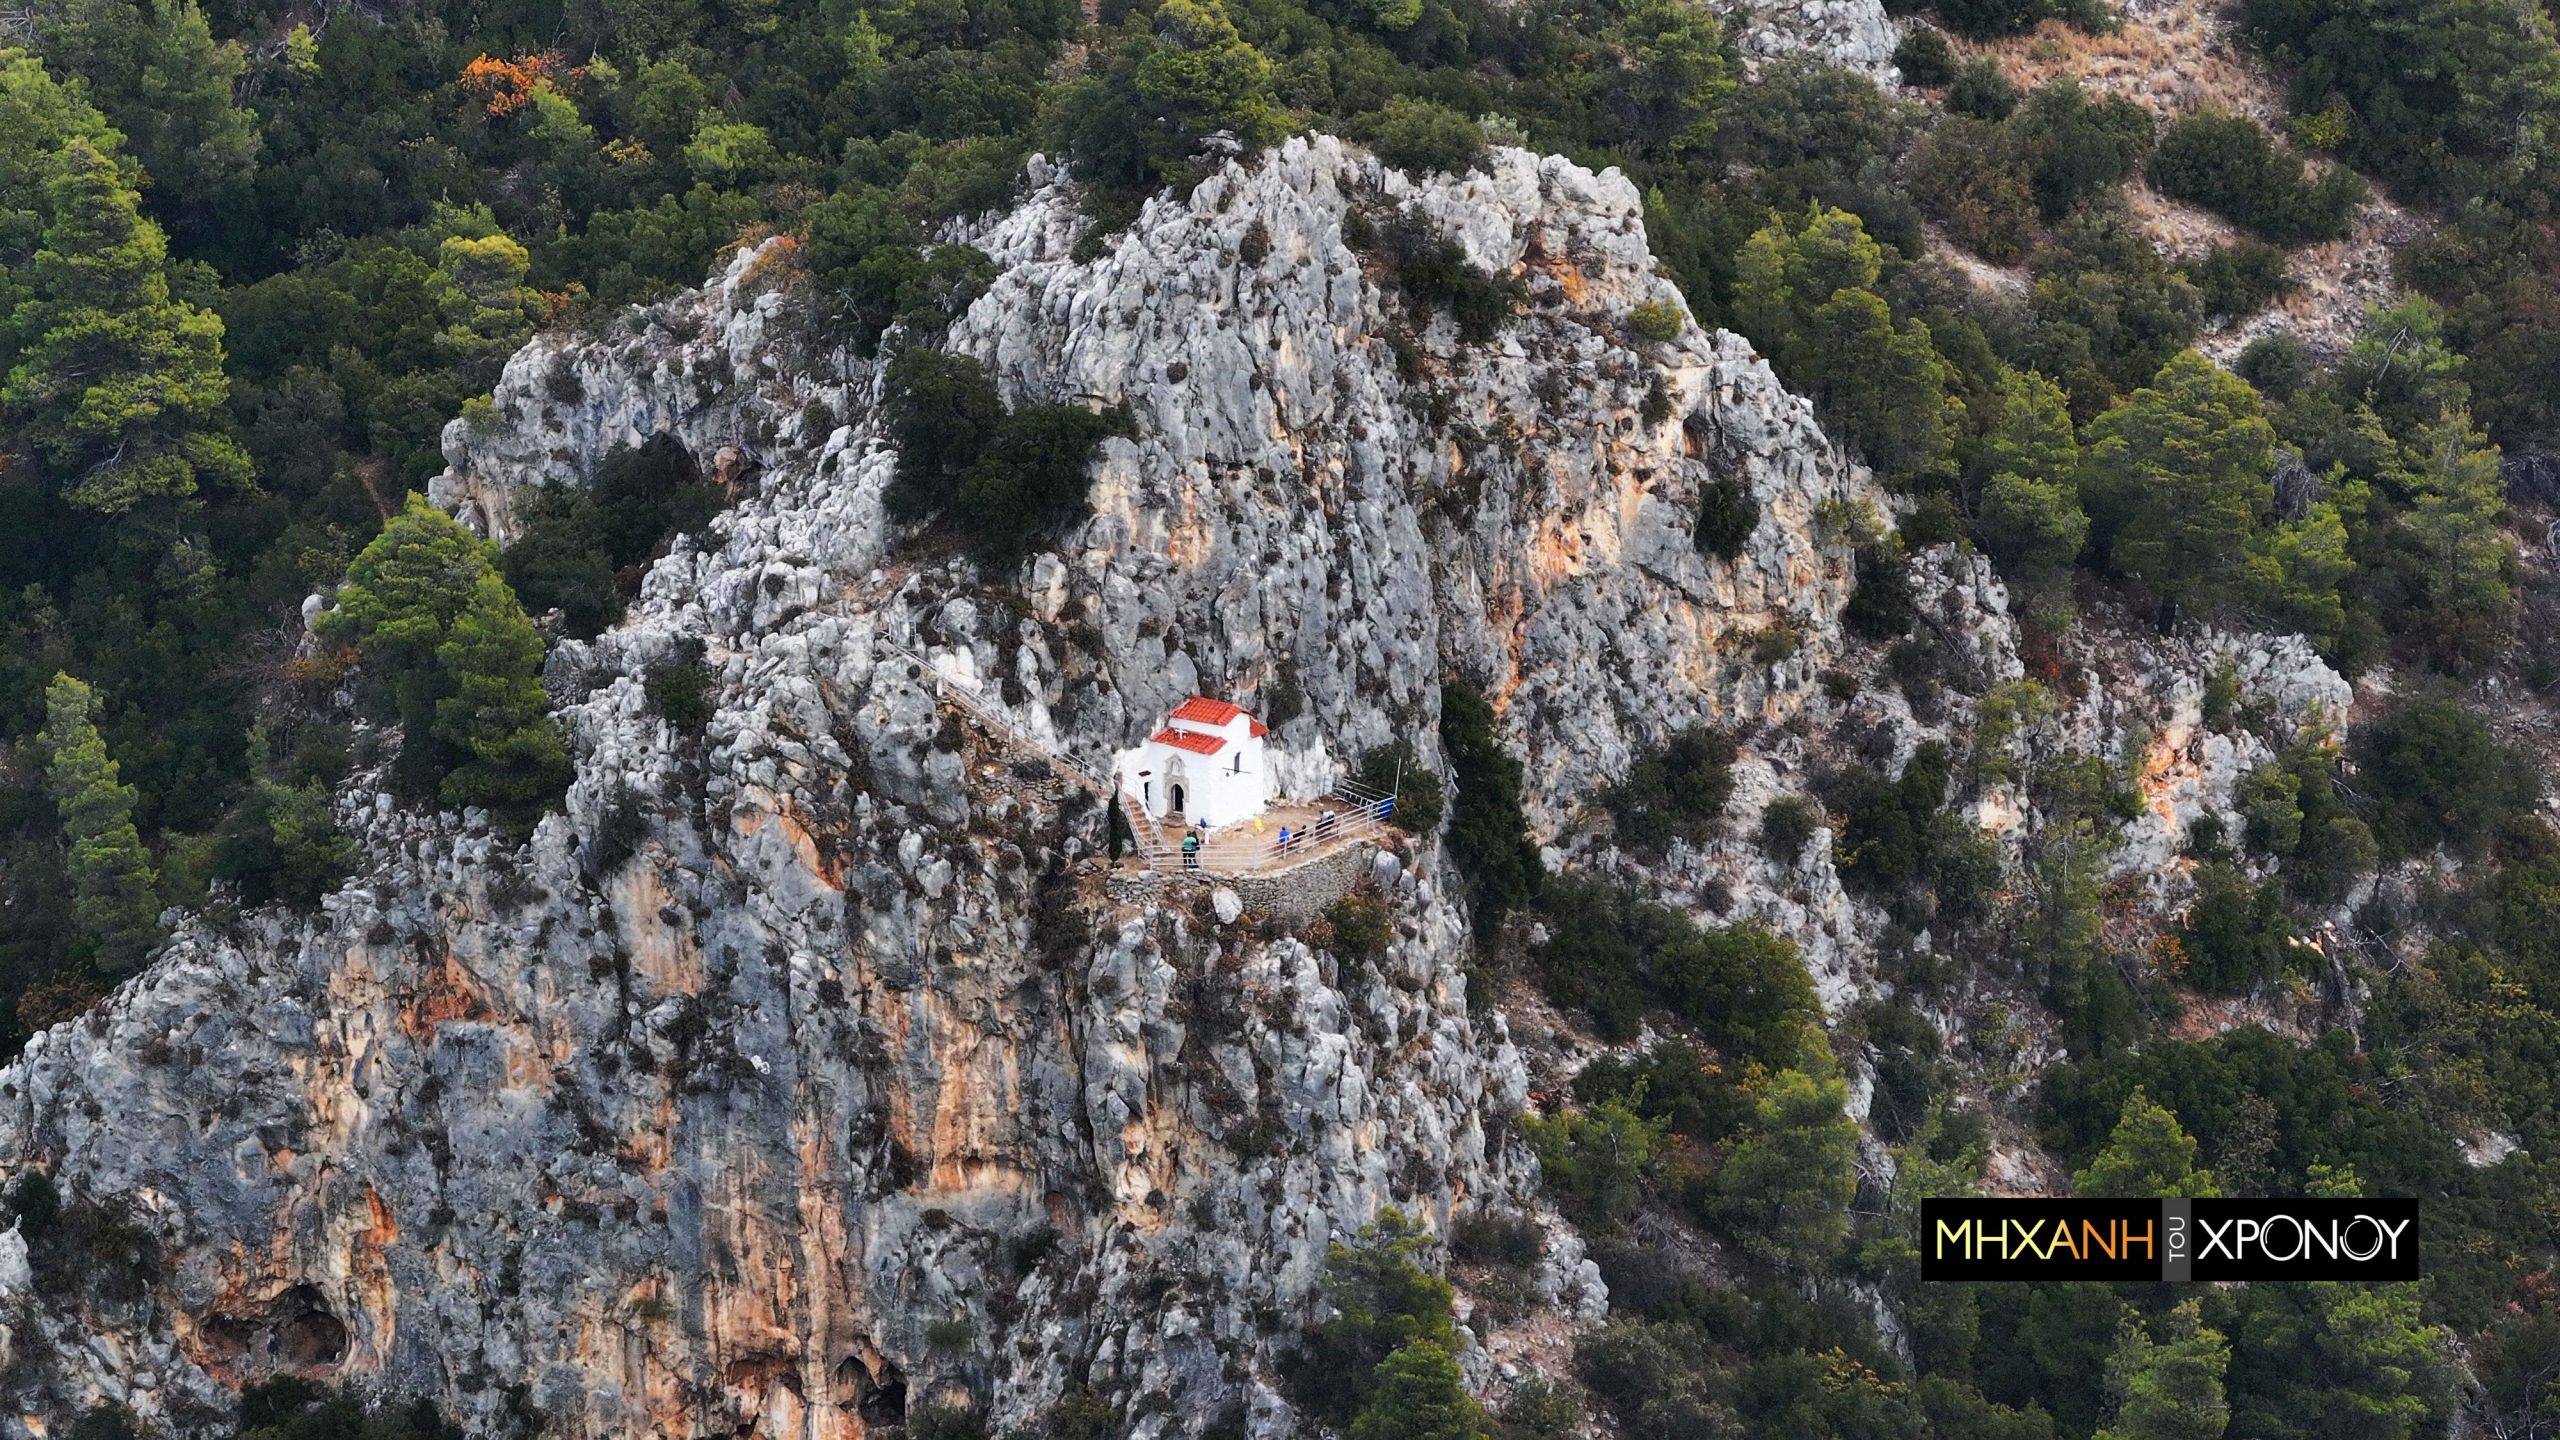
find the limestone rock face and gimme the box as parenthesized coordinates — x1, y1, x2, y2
(0, 132, 2343, 1437)
(1703, 0, 1903, 80)
(0, 137, 1861, 1438)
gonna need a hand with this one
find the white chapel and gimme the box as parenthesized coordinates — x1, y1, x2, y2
(1113, 697, 1270, 829)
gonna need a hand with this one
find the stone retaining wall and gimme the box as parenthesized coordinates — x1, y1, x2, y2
(1104, 838, 1382, 923)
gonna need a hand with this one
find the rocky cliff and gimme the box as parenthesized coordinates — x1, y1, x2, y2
(0, 134, 2347, 1436)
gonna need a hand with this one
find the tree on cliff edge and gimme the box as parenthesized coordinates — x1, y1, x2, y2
(38, 672, 161, 972)
(317, 497, 569, 837)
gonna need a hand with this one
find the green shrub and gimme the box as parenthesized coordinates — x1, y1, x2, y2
(1496, 1376, 1588, 1440)
(1826, 740, 1954, 895)
(1946, 58, 2019, 120)
(885, 348, 1137, 560)
(884, 347, 1004, 521)
(905, 1404, 991, 1440)
(1844, 544, 1918, 639)
(1695, 478, 1760, 561)
(1533, 877, 1817, 1058)
(1750, 626, 1800, 664)
(1894, 26, 1958, 86)
(2175, 861, 2292, 993)
(2013, 80, 2154, 222)
(1758, 795, 1822, 863)
(1450, 1209, 1545, 1268)
(1525, 1098, 1667, 1227)
(1325, 889, 1394, 964)
(2024, 204, 2206, 416)
(1576, 1319, 1727, 1433)
(1050, 1391, 1118, 1440)
(2233, 332, 2315, 399)
(505, 435, 727, 639)
(1600, 724, 1736, 857)
(1628, 300, 1685, 342)
(1574, 1036, 1752, 1144)
(1857, 997, 1945, 1142)
(2150, 110, 2363, 245)
(924, 1315, 975, 1351)
(2185, 239, 2294, 320)
(211, 775, 359, 907)
(644, 660, 717, 733)
(586, 783, 648, 877)
(1353, 206, 1527, 342)
(1355, 740, 1445, 833)
(1353, 96, 1485, 177)
(1935, 0, 2052, 39)
(1913, 117, 2033, 266)
(1107, 794, 1135, 861)
(235, 1383, 466, 1440)
(1440, 682, 1542, 940)
(3, 1172, 157, 1306)
(801, 188, 997, 353)
(2352, 693, 2534, 859)
(1055, 0, 1287, 198)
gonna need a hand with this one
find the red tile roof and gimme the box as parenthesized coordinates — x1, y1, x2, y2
(1170, 696, 1248, 727)
(1249, 718, 1268, 737)
(1152, 727, 1227, 755)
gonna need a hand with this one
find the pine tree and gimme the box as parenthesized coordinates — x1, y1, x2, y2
(2389, 416, 2512, 667)
(1730, 205, 1958, 483)
(38, 673, 161, 972)
(33, 0, 257, 228)
(433, 571, 572, 835)
(1607, 0, 1734, 160)
(2083, 350, 2276, 614)
(1133, 0, 1286, 149)
(1714, 1058, 1860, 1268)
(1351, 1341, 1490, 1440)
(0, 52, 125, 312)
(2096, 1299, 2230, 1440)
(1978, 366, 2090, 629)
(317, 495, 504, 673)
(319, 497, 568, 835)
(1, 136, 249, 515)
(2075, 1087, 2218, 1198)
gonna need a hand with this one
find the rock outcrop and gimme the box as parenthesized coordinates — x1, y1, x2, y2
(1704, 0, 1902, 80)
(0, 138, 1884, 1437)
(0, 131, 2353, 1436)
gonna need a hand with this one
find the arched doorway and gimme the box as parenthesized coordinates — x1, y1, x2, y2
(1170, 782, 1187, 816)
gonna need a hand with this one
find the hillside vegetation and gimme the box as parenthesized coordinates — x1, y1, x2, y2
(6, 0, 2560, 1433)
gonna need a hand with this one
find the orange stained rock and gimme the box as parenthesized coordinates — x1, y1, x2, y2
(738, 791, 848, 890)
(394, 948, 496, 1043)
(361, 1182, 399, 1248)
(2137, 729, 2191, 826)
(1166, 486, 1212, 569)
(349, 1183, 401, 1364)
(612, 865, 702, 998)
(1546, 256, 1590, 305)
(1529, 512, 1587, 587)
(920, 999, 1034, 1196)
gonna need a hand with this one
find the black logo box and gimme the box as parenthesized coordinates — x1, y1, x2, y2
(1919, 1198, 2420, 1282)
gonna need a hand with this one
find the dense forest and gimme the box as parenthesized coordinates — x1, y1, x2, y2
(6, 0, 2560, 1432)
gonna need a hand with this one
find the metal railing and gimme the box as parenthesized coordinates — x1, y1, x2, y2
(1144, 782, 1401, 881)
